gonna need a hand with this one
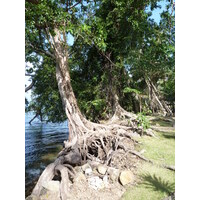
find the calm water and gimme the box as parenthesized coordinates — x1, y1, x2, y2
(25, 112, 68, 197)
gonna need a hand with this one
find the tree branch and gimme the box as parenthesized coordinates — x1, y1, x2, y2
(77, 33, 118, 68)
(68, 1, 82, 10)
(25, 73, 34, 77)
(25, 80, 35, 92)
(29, 113, 39, 124)
(26, 42, 55, 59)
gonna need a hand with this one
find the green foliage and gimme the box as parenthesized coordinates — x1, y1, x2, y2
(25, 0, 175, 122)
(137, 112, 150, 130)
(26, 57, 66, 123)
(82, 99, 107, 122)
(158, 71, 175, 105)
(142, 105, 153, 115)
(123, 87, 141, 94)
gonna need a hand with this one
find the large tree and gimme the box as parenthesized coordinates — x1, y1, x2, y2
(25, 0, 174, 198)
(25, 0, 150, 139)
(25, 0, 138, 197)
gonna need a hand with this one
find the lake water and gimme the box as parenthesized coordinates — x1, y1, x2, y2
(25, 112, 68, 197)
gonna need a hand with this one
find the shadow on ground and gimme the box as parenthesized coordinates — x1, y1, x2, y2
(150, 117, 175, 127)
(141, 173, 175, 194)
(162, 132, 175, 140)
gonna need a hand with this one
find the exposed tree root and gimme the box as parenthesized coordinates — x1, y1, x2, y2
(32, 162, 57, 197)
(55, 164, 69, 200)
(118, 143, 152, 163)
(31, 116, 142, 199)
(105, 96, 137, 125)
(162, 165, 175, 171)
(30, 116, 173, 199)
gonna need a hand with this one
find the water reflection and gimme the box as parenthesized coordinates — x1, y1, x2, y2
(25, 112, 68, 197)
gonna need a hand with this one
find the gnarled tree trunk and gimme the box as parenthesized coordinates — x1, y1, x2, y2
(51, 28, 91, 141)
(30, 28, 142, 200)
(145, 76, 172, 116)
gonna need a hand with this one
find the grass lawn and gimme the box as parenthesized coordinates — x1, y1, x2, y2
(121, 116, 175, 200)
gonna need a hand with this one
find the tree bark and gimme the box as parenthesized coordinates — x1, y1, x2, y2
(49, 28, 90, 140)
(145, 77, 172, 116)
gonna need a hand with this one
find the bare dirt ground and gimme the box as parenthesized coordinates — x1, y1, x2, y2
(67, 138, 142, 200)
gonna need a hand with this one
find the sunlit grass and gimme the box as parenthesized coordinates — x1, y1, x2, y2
(121, 118, 175, 200)
(121, 163, 175, 200)
(137, 131, 175, 166)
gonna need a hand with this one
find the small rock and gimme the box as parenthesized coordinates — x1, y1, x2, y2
(163, 192, 175, 200)
(81, 163, 93, 176)
(81, 163, 91, 172)
(132, 131, 141, 137)
(97, 165, 107, 175)
(88, 176, 104, 190)
(42, 180, 60, 192)
(107, 167, 120, 182)
(137, 127, 143, 135)
(85, 167, 93, 176)
(119, 170, 134, 186)
(74, 172, 87, 183)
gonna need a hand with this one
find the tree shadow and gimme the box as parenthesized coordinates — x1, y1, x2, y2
(162, 133, 175, 140)
(141, 173, 175, 194)
(150, 117, 175, 127)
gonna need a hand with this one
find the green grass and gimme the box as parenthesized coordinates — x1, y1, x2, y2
(121, 163, 175, 200)
(121, 118, 175, 200)
(138, 132, 175, 166)
(148, 117, 174, 127)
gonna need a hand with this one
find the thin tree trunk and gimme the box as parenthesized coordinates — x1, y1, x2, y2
(145, 77, 172, 115)
(149, 79, 172, 114)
